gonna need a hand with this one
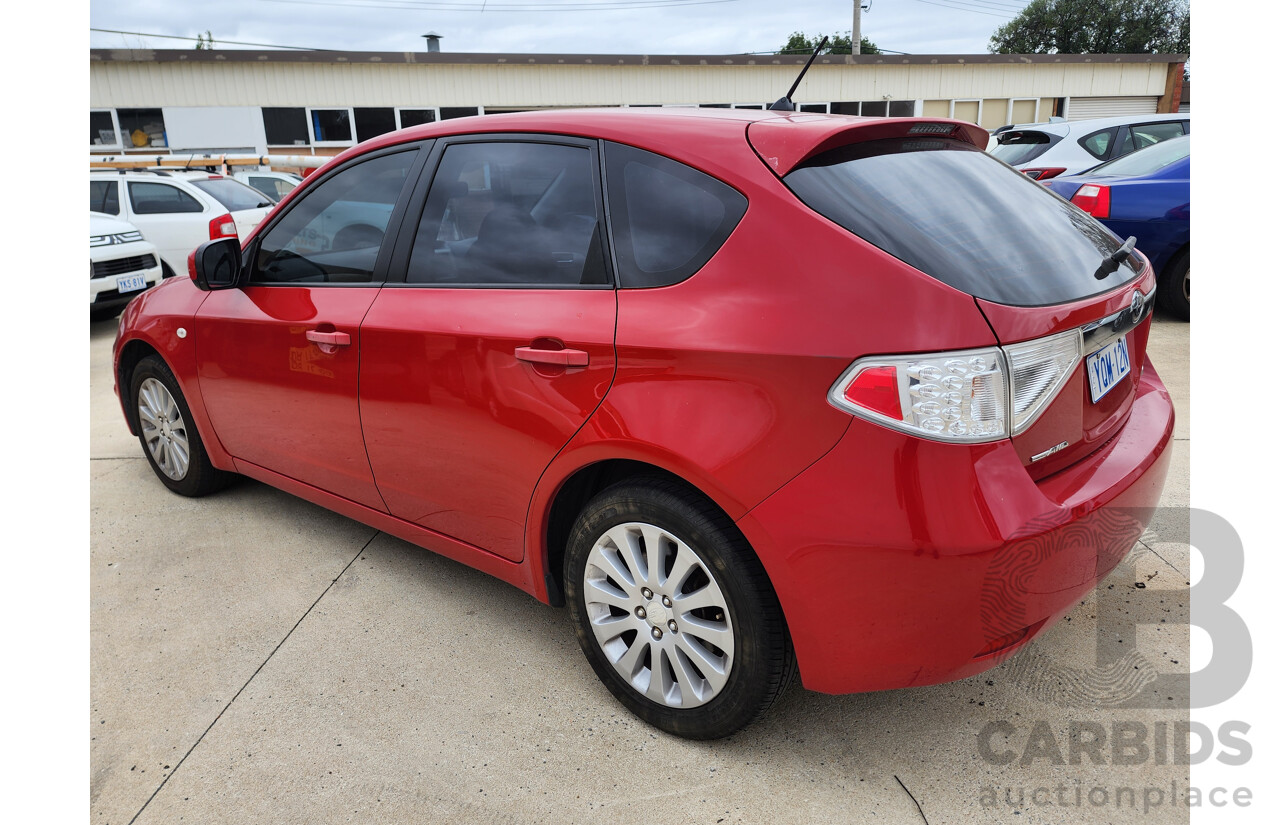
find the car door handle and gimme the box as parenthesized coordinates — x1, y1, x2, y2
(515, 346, 589, 367)
(306, 329, 351, 347)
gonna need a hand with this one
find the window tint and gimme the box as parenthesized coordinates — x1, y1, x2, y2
(312, 109, 353, 143)
(407, 141, 607, 286)
(355, 108, 398, 142)
(253, 150, 417, 285)
(1078, 127, 1117, 160)
(784, 138, 1140, 306)
(1089, 134, 1189, 178)
(990, 131, 1053, 166)
(90, 180, 120, 215)
(128, 182, 204, 215)
(263, 107, 309, 146)
(603, 142, 747, 288)
(248, 176, 296, 202)
(399, 109, 437, 128)
(1129, 121, 1185, 151)
(90, 111, 116, 146)
(191, 178, 273, 211)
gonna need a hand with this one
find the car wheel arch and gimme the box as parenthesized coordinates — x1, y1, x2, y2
(117, 338, 163, 435)
(537, 458, 759, 610)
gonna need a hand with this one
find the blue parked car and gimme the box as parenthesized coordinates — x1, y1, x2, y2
(1045, 135, 1190, 320)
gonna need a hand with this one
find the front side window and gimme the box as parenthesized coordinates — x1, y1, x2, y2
(128, 182, 203, 215)
(406, 141, 607, 286)
(90, 180, 120, 215)
(252, 150, 418, 285)
(603, 142, 747, 288)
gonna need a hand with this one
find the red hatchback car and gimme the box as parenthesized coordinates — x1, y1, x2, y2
(113, 109, 1173, 739)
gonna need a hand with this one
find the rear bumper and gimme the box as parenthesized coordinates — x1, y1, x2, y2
(737, 355, 1175, 694)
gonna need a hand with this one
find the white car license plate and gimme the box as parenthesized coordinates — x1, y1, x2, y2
(1086, 336, 1132, 403)
(117, 273, 148, 294)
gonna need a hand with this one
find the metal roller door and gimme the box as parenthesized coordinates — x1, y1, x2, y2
(1066, 96, 1159, 120)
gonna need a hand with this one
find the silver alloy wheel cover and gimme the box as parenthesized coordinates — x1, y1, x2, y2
(583, 522, 735, 709)
(137, 377, 191, 481)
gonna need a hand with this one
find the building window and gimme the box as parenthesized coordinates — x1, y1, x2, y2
(310, 108, 355, 144)
(90, 110, 120, 148)
(889, 101, 915, 117)
(799, 103, 828, 113)
(117, 108, 168, 149)
(440, 107, 481, 120)
(397, 108, 438, 128)
(830, 102, 860, 115)
(263, 107, 309, 146)
(354, 107, 398, 142)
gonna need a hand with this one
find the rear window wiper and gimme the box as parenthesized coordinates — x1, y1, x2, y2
(1094, 236, 1137, 280)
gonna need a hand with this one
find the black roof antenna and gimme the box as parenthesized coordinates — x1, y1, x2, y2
(768, 36, 828, 112)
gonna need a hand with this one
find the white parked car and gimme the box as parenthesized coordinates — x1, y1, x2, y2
(89, 212, 163, 321)
(232, 170, 303, 203)
(89, 170, 273, 277)
(988, 113, 1190, 181)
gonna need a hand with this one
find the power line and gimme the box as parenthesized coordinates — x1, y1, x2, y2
(908, 0, 1018, 19)
(90, 28, 328, 50)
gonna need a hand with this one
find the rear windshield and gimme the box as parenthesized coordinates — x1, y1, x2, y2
(784, 138, 1140, 306)
(1089, 134, 1189, 178)
(990, 131, 1054, 166)
(190, 178, 274, 212)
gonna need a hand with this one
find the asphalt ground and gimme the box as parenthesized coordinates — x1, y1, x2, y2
(90, 312, 1191, 825)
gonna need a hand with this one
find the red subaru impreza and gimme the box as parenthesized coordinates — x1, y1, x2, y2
(113, 109, 1173, 739)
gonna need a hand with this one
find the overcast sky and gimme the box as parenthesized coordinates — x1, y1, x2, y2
(89, 0, 1034, 56)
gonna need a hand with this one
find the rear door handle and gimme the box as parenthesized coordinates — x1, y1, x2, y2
(306, 329, 351, 347)
(515, 346, 589, 367)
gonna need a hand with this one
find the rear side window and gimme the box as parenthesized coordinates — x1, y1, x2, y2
(128, 182, 204, 215)
(190, 178, 273, 212)
(1078, 127, 1118, 160)
(1090, 135, 1189, 178)
(1128, 121, 1185, 151)
(990, 131, 1053, 166)
(247, 176, 296, 202)
(784, 138, 1140, 306)
(90, 180, 120, 215)
(603, 142, 747, 288)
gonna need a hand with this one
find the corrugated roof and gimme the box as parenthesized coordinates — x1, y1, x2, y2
(90, 48, 1188, 68)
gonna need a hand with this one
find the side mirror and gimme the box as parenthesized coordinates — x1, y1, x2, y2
(188, 238, 243, 291)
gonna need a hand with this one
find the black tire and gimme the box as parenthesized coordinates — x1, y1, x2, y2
(90, 306, 121, 322)
(564, 477, 795, 739)
(1157, 249, 1189, 321)
(130, 355, 232, 497)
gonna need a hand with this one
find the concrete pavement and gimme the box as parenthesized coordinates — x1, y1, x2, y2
(91, 312, 1191, 824)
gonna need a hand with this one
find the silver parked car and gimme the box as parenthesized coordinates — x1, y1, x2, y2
(989, 113, 1189, 181)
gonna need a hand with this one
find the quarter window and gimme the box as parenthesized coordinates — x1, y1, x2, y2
(252, 150, 418, 285)
(128, 182, 204, 215)
(1078, 128, 1118, 160)
(603, 142, 747, 288)
(406, 141, 608, 286)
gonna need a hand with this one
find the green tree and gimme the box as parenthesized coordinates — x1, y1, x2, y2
(780, 31, 881, 56)
(989, 0, 1189, 54)
(195, 30, 214, 50)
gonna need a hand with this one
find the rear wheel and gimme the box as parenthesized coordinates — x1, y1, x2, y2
(564, 477, 794, 739)
(1157, 249, 1189, 321)
(130, 355, 231, 496)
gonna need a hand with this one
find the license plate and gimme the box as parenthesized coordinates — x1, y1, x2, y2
(1086, 336, 1132, 403)
(117, 273, 148, 294)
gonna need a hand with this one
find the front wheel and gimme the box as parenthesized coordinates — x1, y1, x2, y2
(131, 355, 231, 496)
(564, 478, 795, 739)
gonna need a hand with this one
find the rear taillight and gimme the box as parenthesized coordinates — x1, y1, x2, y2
(1070, 184, 1111, 218)
(209, 213, 238, 240)
(1022, 167, 1067, 181)
(829, 331, 1084, 443)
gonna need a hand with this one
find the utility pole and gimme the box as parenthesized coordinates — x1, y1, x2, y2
(853, 0, 862, 55)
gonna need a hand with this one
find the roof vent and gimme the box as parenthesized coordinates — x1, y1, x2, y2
(422, 32, 442, 53)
